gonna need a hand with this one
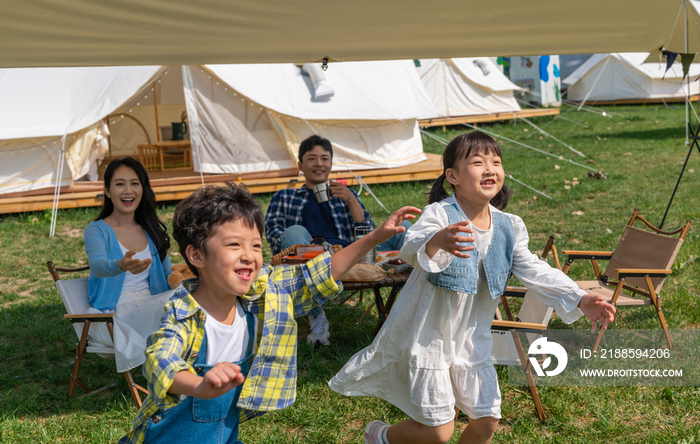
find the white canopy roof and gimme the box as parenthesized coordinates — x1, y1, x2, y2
(207, 61, 436, 120)
(0, 0, 698, 68)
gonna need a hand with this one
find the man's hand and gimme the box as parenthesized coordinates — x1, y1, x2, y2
(329, 180, 356, 203)
(425, 221, 475, 259)
(195, 362, 246, 399)
(578, 294, 616, 333)
(118, 250, 152, 274)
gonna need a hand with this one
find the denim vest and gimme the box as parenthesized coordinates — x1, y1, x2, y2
(427, 202, 516, 300)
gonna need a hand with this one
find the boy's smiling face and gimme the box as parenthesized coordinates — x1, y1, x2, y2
(193, 219, 264, 297)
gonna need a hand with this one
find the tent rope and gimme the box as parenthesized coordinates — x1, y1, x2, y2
(518, 116, 587, 157)
(433, 117, 600, 173)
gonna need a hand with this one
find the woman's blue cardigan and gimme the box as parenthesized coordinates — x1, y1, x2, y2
(84, 220, 172, 310)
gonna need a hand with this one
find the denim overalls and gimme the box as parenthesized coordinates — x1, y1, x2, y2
(143, 310, 255, 444)
(427, 202, 516, 300)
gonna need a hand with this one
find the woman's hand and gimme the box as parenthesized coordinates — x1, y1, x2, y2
(425, 220, 475, 259)
(578, 294, 616, 333)
(371, 206, 422, 243)
(118, 250, 152, 274)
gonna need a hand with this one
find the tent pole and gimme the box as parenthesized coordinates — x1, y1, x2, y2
(685, 0, 690, 145)
(153, 82, 161, 142)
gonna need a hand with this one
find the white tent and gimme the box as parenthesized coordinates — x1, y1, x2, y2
(563, 53, 700, 102)
(416, 58, 522, 119)
(0, 66, 162, 195)
(0, 61, 436, 195)
(0, 0, 697, 68)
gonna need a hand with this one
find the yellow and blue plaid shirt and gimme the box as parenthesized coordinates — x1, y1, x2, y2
(121, 252, 341, 444)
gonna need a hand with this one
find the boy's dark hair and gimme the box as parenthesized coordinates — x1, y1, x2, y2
(428, 131, 511, 210)
(96, 157, 170, 262)
(172, 182, 264, 277)
(298, 134, 333, 163)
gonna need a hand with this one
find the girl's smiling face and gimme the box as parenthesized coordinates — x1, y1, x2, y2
(446, 151, 505, 205)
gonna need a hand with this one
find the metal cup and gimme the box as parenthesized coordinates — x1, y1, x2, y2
(312, 182, 331, 203)
(355, 226, 376, 264)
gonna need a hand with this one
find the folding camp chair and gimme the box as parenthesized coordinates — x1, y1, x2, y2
(561, 210, 691, 352)
(490, 236, 559, 422)
(47, 261, 148, 408)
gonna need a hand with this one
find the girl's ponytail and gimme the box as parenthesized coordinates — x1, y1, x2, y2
(428, 173, 450, 204)
(489, 184, 511, 210)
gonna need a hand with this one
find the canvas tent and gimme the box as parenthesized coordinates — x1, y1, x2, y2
(1, 0, 698, 68)
(416, 58, 522, 119)
(0, 61, 436, 195)
(0, 66, 162, 195)
(563, 53, 700, 102)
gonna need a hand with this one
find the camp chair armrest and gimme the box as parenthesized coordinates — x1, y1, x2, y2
(491, 320, 547, 333)
(562, 250, 613, 260)
(503, 286, 527, 298)
(64, 313, 115, 323)
(615, 268, 672, 278)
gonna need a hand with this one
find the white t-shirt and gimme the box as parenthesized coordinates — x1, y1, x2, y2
(203, 299, 250, 365)
(118, 242, 151, 292)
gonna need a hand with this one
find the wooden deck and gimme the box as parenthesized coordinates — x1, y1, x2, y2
(0, 154, 442, 214)
(566, 94, 700, 106)
(419, 107, 560, 128)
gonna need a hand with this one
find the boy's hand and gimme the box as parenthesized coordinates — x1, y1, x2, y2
(118, 250, 152, 274)
(578, 294, 616, 333)
(195, 362, 245, 399)
(372, 206, 422, 243)
(425, 221, 475, 259)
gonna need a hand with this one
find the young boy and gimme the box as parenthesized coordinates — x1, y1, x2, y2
(119, 182, 419, 444)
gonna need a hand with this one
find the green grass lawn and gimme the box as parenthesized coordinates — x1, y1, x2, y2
(1, 104, 699, 443)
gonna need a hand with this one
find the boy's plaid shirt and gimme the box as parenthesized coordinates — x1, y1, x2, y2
(121, 252, 342, 444)
(264, 186, 373, 254)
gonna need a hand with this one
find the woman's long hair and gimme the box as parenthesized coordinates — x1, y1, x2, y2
(428, 131, 511, 210)
(96, 157, 170, 262)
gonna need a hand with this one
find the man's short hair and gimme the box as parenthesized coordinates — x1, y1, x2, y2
(172, 182, 264, 277)
(298, 135, 333, 163)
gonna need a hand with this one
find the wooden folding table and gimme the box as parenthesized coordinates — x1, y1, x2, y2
(341, 271, 411, 335)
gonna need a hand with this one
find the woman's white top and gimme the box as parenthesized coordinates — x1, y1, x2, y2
(329, 196, 585, 422)
(203, 299, 250, 365)
(118, 242, 151, 292)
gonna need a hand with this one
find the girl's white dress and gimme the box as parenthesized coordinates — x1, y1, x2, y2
(329, 197, 586, 425)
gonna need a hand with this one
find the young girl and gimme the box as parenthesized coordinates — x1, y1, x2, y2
(329, 131, 616, 444)
(84, 157, 173, 373)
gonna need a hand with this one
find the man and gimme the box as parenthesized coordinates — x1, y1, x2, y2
(265, 135, 409, 346)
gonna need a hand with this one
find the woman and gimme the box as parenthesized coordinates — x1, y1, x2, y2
(84, 157, 173, 373)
